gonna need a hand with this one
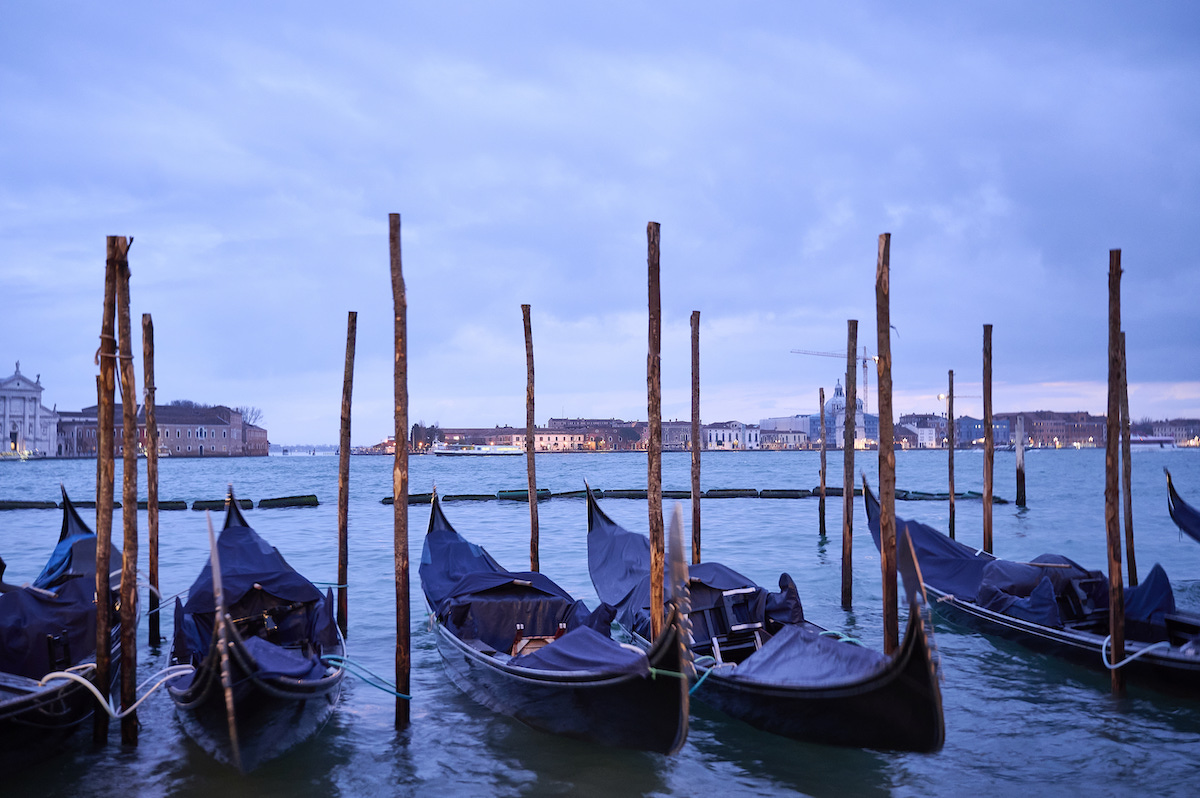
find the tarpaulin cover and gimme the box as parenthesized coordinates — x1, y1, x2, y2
(174, 497, 333, 665)
(1125, 563, 1175, 626)
(728, 624, 889, 687)
(586, 488, 801, 639)
(1167, 470, 1200, 545)
(419, 495, 613, 655)
(508, 626, 649, 676)
(181, 508, 322, 616)
(0, 492, 120, 679)
(241, 635, 328, 680)
(865, 487, 994, 600)
(865, 483, 1179, 630)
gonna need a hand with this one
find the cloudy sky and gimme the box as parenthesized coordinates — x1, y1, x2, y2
(4, 3, 1198, 445)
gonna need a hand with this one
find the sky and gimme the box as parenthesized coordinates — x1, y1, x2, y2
(3, 2, 1199, 446)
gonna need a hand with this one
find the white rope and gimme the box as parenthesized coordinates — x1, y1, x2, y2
(38, 664, 195, 719)
(1101, 636, 1173, 670)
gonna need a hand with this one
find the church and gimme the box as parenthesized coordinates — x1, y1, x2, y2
(1, 362, 60, 457)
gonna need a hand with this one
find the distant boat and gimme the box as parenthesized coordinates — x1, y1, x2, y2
(431, 442, 523, 457)
(1129, 436, 1177, 450)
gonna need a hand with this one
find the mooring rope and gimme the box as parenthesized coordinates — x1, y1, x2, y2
(818, 630, 865, 646)
(321, 654, 411, 700)
(1101, 636, 1173, 670)
(38, 663, 196, 718)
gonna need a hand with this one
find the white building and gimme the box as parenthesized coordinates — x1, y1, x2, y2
(1, 362, 60, 457)
(705, 421, 760, 450)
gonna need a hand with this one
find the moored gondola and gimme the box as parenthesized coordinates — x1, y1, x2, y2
(0, 487, 121, 769)
(864, 480, 1200, 695)
(167, 489, 344, 771)
(419, 491, 691, 753)
(586, 486, 944, 752)
(1166, 468, 1200, 545)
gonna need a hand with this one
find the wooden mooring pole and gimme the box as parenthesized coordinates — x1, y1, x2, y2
(842, 320, 857, 609)
(142, 314, 160, 647)
(1016, 415, 1027, 508)
(523, 304, 539, 572)
(93, 237, 118, 744)
(983, 324, 994, 554)
(647, 221, 665, 640)
(1120, 331, 1137, 587)
(115, 242, 138, 744)
(875, 234, 898, 655)
(1105, 249, 1126, 697)
(337, 311, 357, 638)
(390, 213, 411, 727)
(819, 387, 827, 537)
(690, 310, 701, 564)
(948, 370, 956, 540)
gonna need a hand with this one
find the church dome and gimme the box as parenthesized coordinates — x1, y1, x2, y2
(824, 380, 863, 415)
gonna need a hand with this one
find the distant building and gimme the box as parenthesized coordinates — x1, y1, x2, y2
(760, 429, 808, 450)
(62, 404, 267, 457)
(956, 416, 1012, 447)
(705, 421, 760, 450)
(1, 362, 59, 457)
(1152, 419, 1200, 446)
(993, 411, 1103, 448)
(808, 380, 878, 449)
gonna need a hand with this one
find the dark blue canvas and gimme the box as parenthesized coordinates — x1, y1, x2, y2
(509, 626, 648, 676)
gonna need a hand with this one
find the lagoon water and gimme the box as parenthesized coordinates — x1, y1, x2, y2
(3, 448, 1200, 797)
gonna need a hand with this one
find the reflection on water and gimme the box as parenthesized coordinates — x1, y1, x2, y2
(1, 450, 1200, 796)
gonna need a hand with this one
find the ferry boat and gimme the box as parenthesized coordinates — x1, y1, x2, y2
(431, 442, 524, 457)
(1128, 435, 1177, 450)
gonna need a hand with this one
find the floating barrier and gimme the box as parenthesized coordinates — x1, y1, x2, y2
(704, 488, 759, 499)
(760, 489, 812, 499)
(137, 500, 188, 510)
(192, 499, 252, 511)
(443, 494, 495, 502)
(497, 489, 552, 502)
(0, 500, 58, 510)
(258, 495, 319, 508)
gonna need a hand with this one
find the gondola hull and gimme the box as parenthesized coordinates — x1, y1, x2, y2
(690, 609, 943, 751)
(0, 652, 117, 770)
(0, 489, 122, 770)
(430, 609, 688, 753)
(169, 628, 345, 771)
(585, 487, 944, 752)
(863, 483, 1200, 697)
(916, 587, 1200, 694)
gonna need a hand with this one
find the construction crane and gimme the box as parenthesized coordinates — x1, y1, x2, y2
(791, 347, 878, 415)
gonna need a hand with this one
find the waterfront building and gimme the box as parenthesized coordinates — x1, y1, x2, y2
(62, 404, 267, 457)
(993, 411, 1102, 448)
(705, 421, 760, 450)
(1, 362, 59, 457)
(760, 429, 808, 450)
(807, 380, 877, 449)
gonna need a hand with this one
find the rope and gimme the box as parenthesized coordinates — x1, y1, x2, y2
(312, 582, 349, 589)
(320, 655, 411, 700)
(648, 667, 687, 681)
(818, 630, 865, 646)
(1102, 636, 1173, 670)
(38, 664, 195, 719)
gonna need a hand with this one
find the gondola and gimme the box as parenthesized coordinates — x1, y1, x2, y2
(863, 480, 1200, 695)
(0, 487, 121, 769)
(419, 492, 691, 753)
(168, 490, 344, 771)
(1165, 468, 1200, 545)
(586, 486, 944, 752)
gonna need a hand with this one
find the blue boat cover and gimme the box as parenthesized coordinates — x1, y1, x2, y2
(586, 488, 803, 640)
(420, 494, 622, 667)
(728, 624, 888, 687)
(1166, 469, 1200, 545)
(864, 484, 1176, 630)
(509, 626, 648, 676)
(0, 490, 120, 679)
(181, 520, 322, 616)
(173, 492, 334, 667)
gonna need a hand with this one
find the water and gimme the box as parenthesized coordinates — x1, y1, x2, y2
(2, 449, 1200, 797)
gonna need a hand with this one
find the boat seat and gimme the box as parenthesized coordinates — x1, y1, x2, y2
(1165, 613, 1200, 647)
(693, 587, 765, 664)
(510, 622, 566, 656)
